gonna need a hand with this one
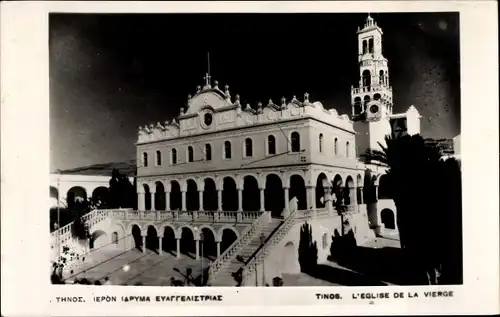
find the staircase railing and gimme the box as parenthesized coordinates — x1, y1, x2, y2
(207, 211, 268, 284)
(242, 208, 298, 281)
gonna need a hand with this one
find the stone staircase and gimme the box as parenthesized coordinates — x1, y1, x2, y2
(209, 217, 283, 286)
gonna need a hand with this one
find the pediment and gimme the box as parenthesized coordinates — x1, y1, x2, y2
(184, 90, 231, 115)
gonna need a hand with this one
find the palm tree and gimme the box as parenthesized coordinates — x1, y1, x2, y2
(360, 134, 461, 285)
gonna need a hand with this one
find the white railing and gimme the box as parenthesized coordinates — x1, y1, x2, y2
(207, 211, 269, 284)
(242, 209, 298, 280)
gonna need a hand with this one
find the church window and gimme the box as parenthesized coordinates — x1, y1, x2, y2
(354, 97, 362, 115)
(362, 40, 367, 54)
(368, 38, 374, 53)
(204, 113, 213, 126)
(374, 93, 381, 101)
(291, 132, 300, 153)
(346, 141, 350, 157)
(171, 148, 177, 165)
(268, 135, 276, 155)
(205, 144, 212, 161)
(379, 70, 384, 85)
(319, 134, 324, 153)
(363, 95, 371, 108)
(112, 232, 118, 244)
(156, 150, 162, 166)
(334, 138, 338, 156)
(362, 70, 371, 87)
(224, 141, 232, 159)
(142, 152, 148, 167)
(187, 146, 194, 162)
(245, 138, 253, 157)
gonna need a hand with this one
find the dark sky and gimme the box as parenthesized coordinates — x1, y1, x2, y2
(49, 12, 460, 171)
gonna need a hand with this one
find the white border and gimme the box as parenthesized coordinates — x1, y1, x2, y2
(1, 1, 499, 316)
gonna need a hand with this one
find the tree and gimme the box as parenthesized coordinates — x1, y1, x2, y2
(108, 168, 137, 209)
(70, 199, 91, 241)
(298, 222, 318, 273)
(361, 134, 462, 285)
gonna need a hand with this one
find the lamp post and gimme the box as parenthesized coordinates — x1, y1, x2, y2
(200, 232, 204, 286)
(259, 233, 266, 286)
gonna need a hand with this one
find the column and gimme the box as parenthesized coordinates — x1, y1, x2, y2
(141, 235, 146, 253)
(217, 190, 223, 211)
(165, 191, 171, 211)
(176, 239, 181, 259)
(198, 190, 204, 211)
(358, 187, 364, 204)
(181, 190, 187, 212)
(283, 187, 290, 218)
(195, 239, 200, 260)
(158, 236, 163, 255)
(306, 186, 316, 210)
(150, 191, 156, 211)
(350, 186, 357, 206)
(237, 188, 243, 211)
(216, 241, 221, 257)
(138, 192, 145, 210)
(374, 186, 379, 202)
(259, 188, 265, 212)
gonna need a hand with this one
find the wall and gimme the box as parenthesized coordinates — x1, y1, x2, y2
(244, 208, 375, 286)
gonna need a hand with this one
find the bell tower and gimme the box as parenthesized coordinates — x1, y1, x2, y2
(351, 14, 393, 121)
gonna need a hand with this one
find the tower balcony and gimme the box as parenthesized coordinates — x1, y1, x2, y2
(351, 85, 392, 95)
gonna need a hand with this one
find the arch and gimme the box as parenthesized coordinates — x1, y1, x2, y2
(156, 150, 162, 166)
(66, 186, 87, 208)
(344, 176, 355, 205)
(187, 146, 194, 162)
(169, 180, 182, 211)
(131, 224, 143, 251)
(143, 184, 151, 210)
(368, 38, 374, 53)
(319, 133, 324, 153)
(353, 97, 362, 115)
(205, 143, 212, 161)
(224, 140, 232, 159)
(381, 209, 396, 229)
(50, 186, 59, 200)
(363, 95, 371, 108)
(154, 181, 166, 210)
(379, 70, 384, 85)
(222, 176, 238, 211)
(362, 70, 371, 87)
(186, 179, 199, 211)
(244, 138, 253, 157)
(243, 175, 260, 211)
(143, 152, 148, 167)
(333, 138, 338, 156)
(267, 135, 276, 155)
(203, 177, 217, 211)
(180, 226, 196, 257)
(332, 174, 344, 204)
(89, 230, 107, 249)
(265, 173, 285, 218)
(290, 131, 301, 152)
(374, 93, 381, 101)
(112, 231, 119, 244)
(363, 171, 377, 204)
(362, 40, 367, 54)
(289, 174, 307, 210)
(161, 225, 177, 255)
(171, 148, 178, 165)
(91, 186, 108, 207)
(146, 225, 159, 253)
(316, 173, 330, 208)
(220, 228, 238, 254)
(199, 226, 217, 260)
(356, 174, 363, 204)
(282, 241, 300, 274)
(378, 174, 391, 199)
(346, 141, 350, 158)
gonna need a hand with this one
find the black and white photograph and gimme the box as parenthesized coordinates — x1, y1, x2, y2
(1, 1, 499, 316)
(49, 11, 463, 287)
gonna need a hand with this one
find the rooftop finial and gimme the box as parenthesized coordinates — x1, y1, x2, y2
(204, 73, 211, 88)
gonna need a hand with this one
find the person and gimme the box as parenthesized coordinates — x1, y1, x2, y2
(94, 280, 102, 285)
(185, 268, 193, 286)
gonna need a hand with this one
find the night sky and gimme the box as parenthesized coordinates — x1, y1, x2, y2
(49, 12, 460, 171)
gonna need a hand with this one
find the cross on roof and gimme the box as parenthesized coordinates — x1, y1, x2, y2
(204, 73, 211, 86)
